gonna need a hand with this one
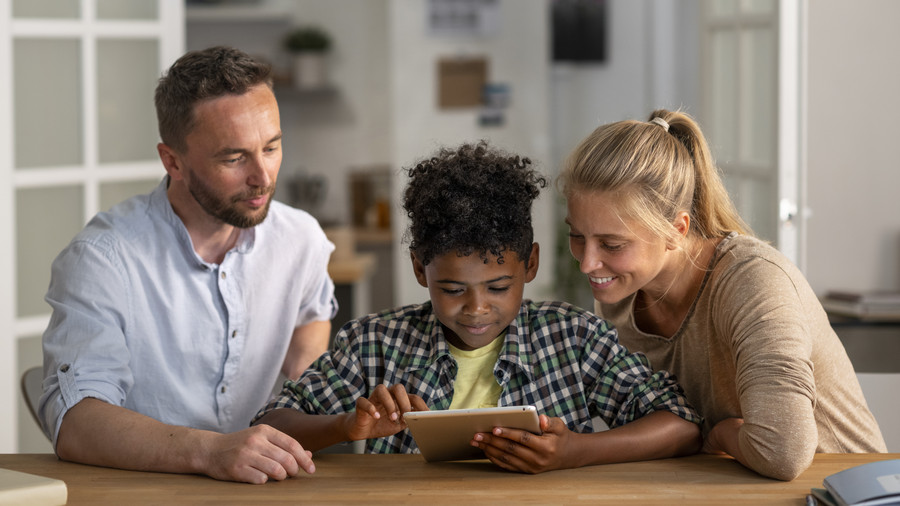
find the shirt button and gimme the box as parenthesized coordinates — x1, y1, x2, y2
(221, 386, 226, 393)
(231, 330, 237, 338)
(220, 271, 226, 280)
(60, 364, 70, 373)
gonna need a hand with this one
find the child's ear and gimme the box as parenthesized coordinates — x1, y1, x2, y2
(410, 251, 429, 287)
(524, 243, 539, 283)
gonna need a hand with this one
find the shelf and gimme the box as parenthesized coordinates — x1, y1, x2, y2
(185, 4, 292, 23)
(273, 83, 339, 101)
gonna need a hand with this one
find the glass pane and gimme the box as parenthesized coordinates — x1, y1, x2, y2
(741, 0, 776, 15)
(16, 186, 84, 318)
(17, 334, 53, 453)
(100, 179, 161, 212)
(13, 0, 79, 18)
(742, 27, 776, 167)
(721, 173, 741, 211)
(710, 30, 738, 164)
(14, 39, 83, 169)
(721, 174, 776, 243)
(740, 177, 777, 244)
(96, 0, 158, 20)
(97, 39, 160, 164)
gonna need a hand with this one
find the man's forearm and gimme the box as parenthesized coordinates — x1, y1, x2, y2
(56, 397, 209, 474)
(57, 398, 317, 484)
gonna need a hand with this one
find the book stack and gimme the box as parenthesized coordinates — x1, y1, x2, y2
(819, 291, 900, 322)
(808, 459, 900, 506)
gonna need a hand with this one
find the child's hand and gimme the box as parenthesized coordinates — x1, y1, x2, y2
(701, 417, 744, 457)
(343, 384, 428, 441)
(471, 414, 574, 473)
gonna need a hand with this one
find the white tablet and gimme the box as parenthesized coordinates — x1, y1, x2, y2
(403, 406, 541, 462)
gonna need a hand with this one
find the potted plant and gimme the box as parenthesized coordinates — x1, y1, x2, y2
(284, 26, 332, 90)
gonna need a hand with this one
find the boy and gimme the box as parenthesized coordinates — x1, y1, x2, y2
(254, 141, 701, 473)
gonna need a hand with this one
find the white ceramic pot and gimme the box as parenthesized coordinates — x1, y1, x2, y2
(292, 52, 328, 90)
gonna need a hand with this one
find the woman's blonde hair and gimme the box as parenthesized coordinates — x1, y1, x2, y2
(558, 109, 751, 242)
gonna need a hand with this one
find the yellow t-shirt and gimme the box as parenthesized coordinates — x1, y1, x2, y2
(447, 333, 504, 409)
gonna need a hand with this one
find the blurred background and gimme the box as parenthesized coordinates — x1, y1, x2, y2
(2, 0, 899, 453)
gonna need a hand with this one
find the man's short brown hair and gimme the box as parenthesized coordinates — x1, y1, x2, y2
(154, 46, 273, 153)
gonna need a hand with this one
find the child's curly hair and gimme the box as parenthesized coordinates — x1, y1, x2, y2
(402, 141, 547, 265)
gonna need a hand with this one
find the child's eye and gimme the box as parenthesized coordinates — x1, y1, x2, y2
(440, 288, 463, 295)
(489, 286, 511, 293)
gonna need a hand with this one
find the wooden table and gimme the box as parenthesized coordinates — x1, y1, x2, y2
(1, 453, 897, 505)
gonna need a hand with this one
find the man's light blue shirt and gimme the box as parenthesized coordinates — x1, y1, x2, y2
(39, 178, 336, 447)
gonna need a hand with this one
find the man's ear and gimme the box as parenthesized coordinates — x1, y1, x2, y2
(157, 143, 184, 181)
(524, 242, 539, 283)
(410, 251, 429, 288)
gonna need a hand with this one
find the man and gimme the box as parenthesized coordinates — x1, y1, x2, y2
(38, 46, 335, 484)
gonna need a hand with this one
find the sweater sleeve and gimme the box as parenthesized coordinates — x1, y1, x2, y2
(712, 254, 817, 480)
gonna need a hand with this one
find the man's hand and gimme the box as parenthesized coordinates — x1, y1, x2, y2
(343, 384, 429, 442)
(196, 424, 316, 484)
(471, 414, 575, 474)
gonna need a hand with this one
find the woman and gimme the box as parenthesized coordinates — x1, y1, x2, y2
(559, 109, 886, 480)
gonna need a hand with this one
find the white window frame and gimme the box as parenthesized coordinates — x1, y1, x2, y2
(0, 0, 184, 452)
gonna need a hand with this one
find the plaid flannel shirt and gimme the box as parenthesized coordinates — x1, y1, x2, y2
(255, 300, 700, 454)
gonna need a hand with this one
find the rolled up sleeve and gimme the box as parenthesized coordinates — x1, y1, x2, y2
(40, 238, 134, 449)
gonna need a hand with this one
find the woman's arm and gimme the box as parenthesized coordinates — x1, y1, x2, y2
(713, 256, 819, 480)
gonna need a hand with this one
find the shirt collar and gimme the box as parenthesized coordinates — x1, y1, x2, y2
(149, 177, 200, 268)
(150, 176, 258, 268)
(408, 301, 536, 384)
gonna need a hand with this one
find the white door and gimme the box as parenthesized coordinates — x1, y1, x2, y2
(0, 0, 183, 452)
(699, 0, 807, 269)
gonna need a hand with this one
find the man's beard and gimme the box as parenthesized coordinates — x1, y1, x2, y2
(188, 175, 275, 228)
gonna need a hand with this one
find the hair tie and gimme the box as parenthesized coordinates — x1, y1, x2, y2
(649, 117, 670, 132)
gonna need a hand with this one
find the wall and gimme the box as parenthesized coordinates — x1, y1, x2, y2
(186, 0, 392, 227)
(806, 0, 900, 294)
(387, 0, 701, 307)
(186, 0, 700, 310)
(549, 0, 700, 309)
(389, 0, 555, 306)
(550, 0, 700, 165)
(281, 0, 392, 226)
(806, 0, 900, 452)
